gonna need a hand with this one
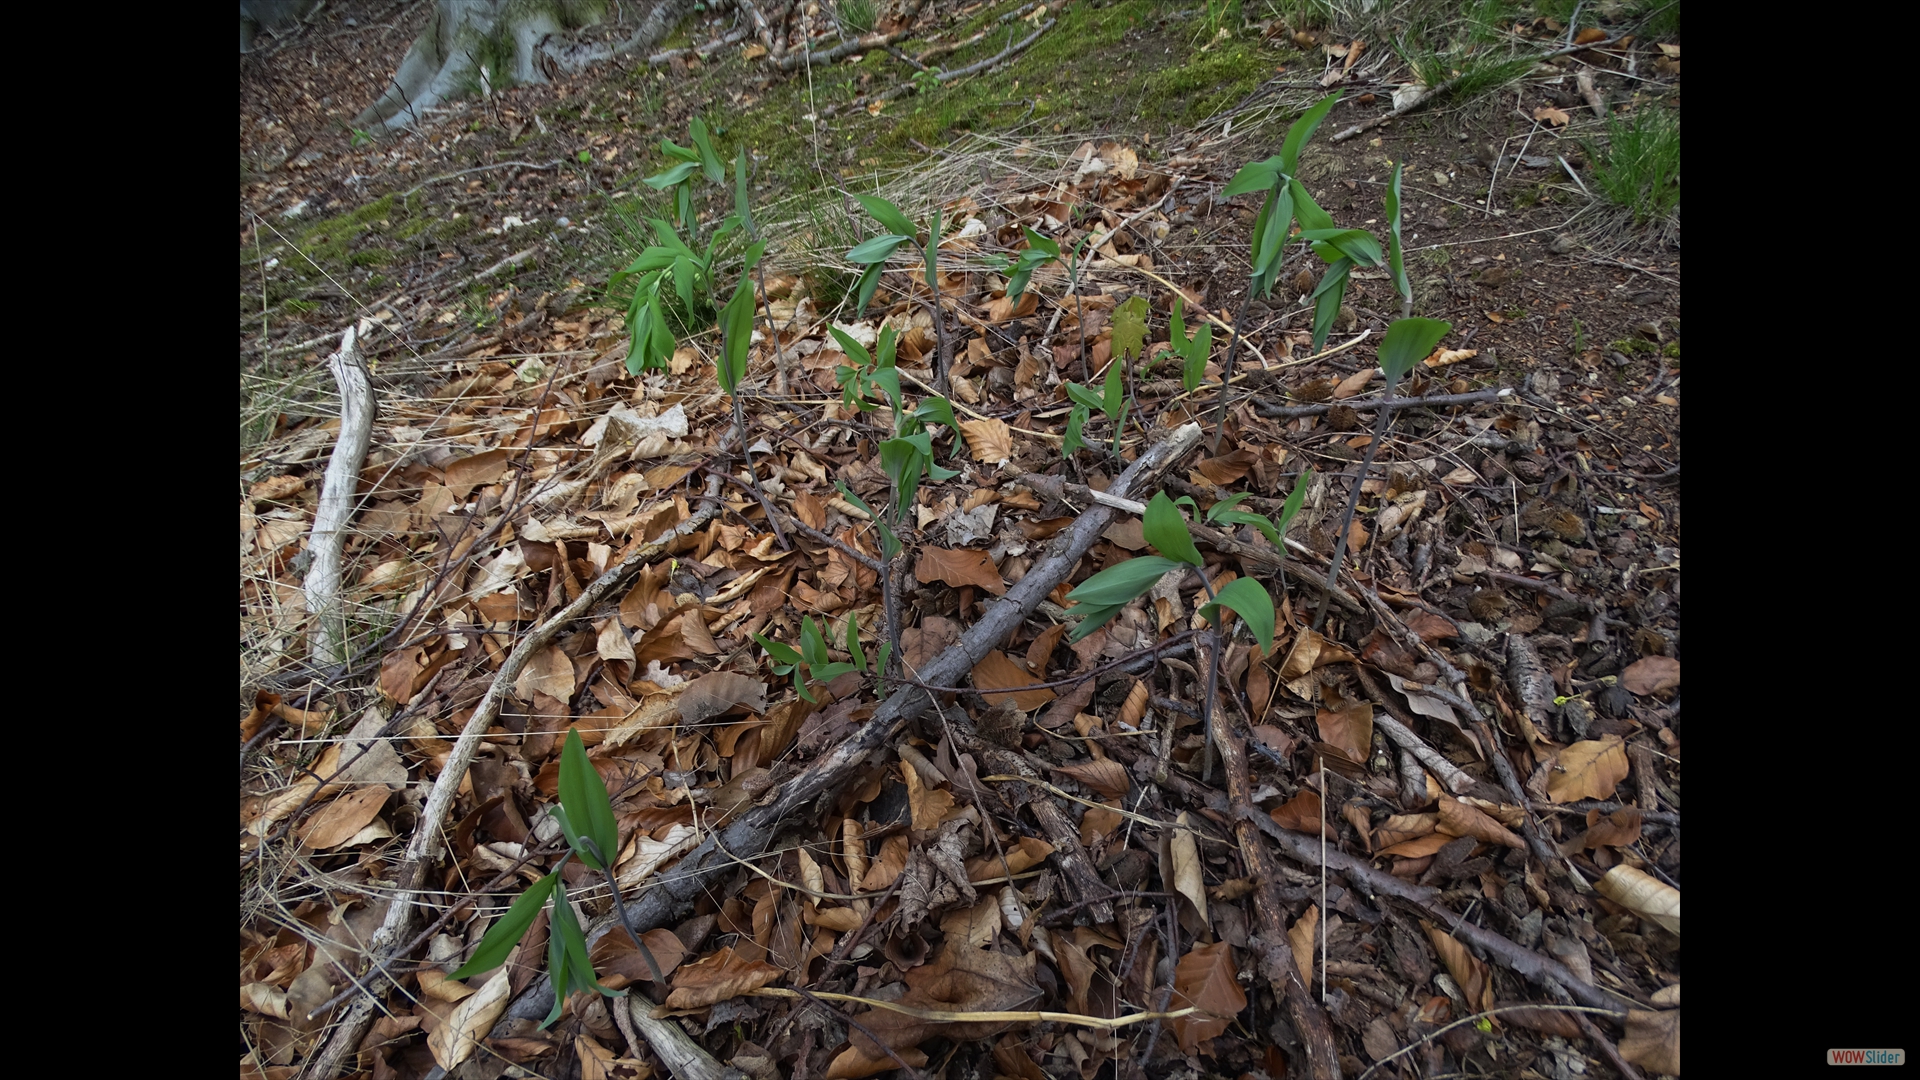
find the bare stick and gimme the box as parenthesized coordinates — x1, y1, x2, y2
(303, 326, 377, 668)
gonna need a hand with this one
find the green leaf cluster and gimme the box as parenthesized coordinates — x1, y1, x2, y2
(1166, 296, 1213, 394)
(448, 729, 627, 1029)
(615, 119, 764, 378)
(844, 194, 940, 315)
(1062, 492, 1276, 655)
(753, 611, 889, 703)
(1061, 354, 1127, 457)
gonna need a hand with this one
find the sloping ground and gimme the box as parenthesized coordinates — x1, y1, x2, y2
(242, 4, 1679, 1079)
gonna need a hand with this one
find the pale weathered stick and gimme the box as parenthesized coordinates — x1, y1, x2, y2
(303, 502, 718, 1080)
(303, 326, 377, 668)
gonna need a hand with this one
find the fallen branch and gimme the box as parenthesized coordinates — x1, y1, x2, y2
(303, 499, 719, 1080)
(1329, 34, 1632, 143)
(1256, 387, 1510, 419)
(480, 422, 1204, 1034)
(829, 17, 1054, 114)
(1220, 732, 1344, 1080)
(776, 0, 927, 70)
(1248, 810, 1636, 1014)
(303, 327, 377, 668)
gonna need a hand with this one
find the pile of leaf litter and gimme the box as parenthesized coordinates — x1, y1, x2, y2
(241, 136, 1679, 1080)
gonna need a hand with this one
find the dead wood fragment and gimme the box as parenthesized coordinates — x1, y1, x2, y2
(1219, 732, 1344, 1080)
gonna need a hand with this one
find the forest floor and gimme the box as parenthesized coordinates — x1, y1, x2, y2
(240, 2, 1680, 1079)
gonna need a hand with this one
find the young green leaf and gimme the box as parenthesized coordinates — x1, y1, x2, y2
(1199, 577, 1277, 655)
(913, 396, 958, 432)
(735, 146, 755, 238)
(448, 872, 560, 980)
(846, 613, 865, 672)
(558, 729, 619, 873)
(880, 437, 927, 520)
(834, 481, 876, 519)
(875, 521, 902, 562)
(853, 193, 918, 238)
(1102, 355, 1124, 418)
(1064, 381, 1107, 414)
(1142, 491, 1203, 567)
(1063, 403, 1088, 456)
(925, 207, 941, 288)
(1112, 295, 1149, 363)
(1310, 257, 1354, 354)
(1066, 554, 1184, 606)
(1385, 162, 1409, 306)
(719, 271, 758, 394)
(1297, 228, 1384, 268)
(690, 117, 724, 185)
(1222, 156, 1283, 199)
(1022, 226, 1061, 259)
(753, 631, 803, 667)
(847, 234, 912, 264)
(828, 327, 874, 369)
(1277, 468, 1311, 532)
(1378, 317, 1452, 382)
(1288, 178, 1338, 234)
(1279, 92, 1343, 176)
(1065, 602, 1129, 642)
(853, 261, 888, 314)
(800, 615, 830, 667)
(1183, 322, 1211, 393)
(643, 160, 701, 189)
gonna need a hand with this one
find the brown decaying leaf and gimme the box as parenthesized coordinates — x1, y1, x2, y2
(1280, 628, 1356, 679)
(1533, 105, 1572, 126)
(1164, 810, 1208, 927)
(1026, 622, 1067, 674)
(1167, 941, 1248, 1054)
(1332, 369, 1375, 399)
(903, 759, 957, 830)
(862, 834, 910, 890)
(513, 643, 576, 702)
(971, 649, 1054, 711)
(1316, 702, 1373, 764)
(1436, 796, 1525, 849)
(297, 786, 389, 850)
(1271, 789, 1335, 839)
(591, 927, 687, 988)
(915, 547, 1008, 595)
(676, 671, 769, 725)
(903, 615, 961, 672)
(1621, 655, 1680, 695)
(1377, 831, 1454, 859)
(959, 417, 1015, 464)
(1547, 736, 1630, 802)
(427, 966, 512, 1070)
(1619, 1008, 1681, 1075)
(1054, 758, 1130, 801)
(1286, 904, 1320, 993)
(1117, 678, 1150, 730)
(1577, 807, 1643, 850)
(1423, 921, 1492, 1013)
(664, 945, 783, 1009)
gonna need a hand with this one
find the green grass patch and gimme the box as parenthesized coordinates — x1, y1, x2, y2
(1586, 104, 1680, 225)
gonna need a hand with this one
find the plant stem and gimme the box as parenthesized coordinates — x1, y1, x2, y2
(1312, 367, 1402, 631)
(1210, 286, 1257, 453)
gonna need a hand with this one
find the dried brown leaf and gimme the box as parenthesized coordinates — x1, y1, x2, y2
(1167, 941, 1248, 1054)
(1316, 702, 1373, 765)
(1595, 864, 1679, 936)
(972, 649, 1054, 711)
(1286, 904, 1319, 993)
(1270, 789, 1334, 839)
(915, 547, 1008, 595)
(677, 671, 769, 725)
(959, 418, 1015, 464)
(428, 966, 512, 1070)
(1436, 796, 1525, 849)
(664, 945, 782, 1009)
(1423, 921, 1492, 1013)
(1547, 736, 1629, 803)
(1054, 758, 1130, 800)
(1619, 1009, 1681, 1075)
(1621, 656, 1680, 695)
(297, 786, 389, 850)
